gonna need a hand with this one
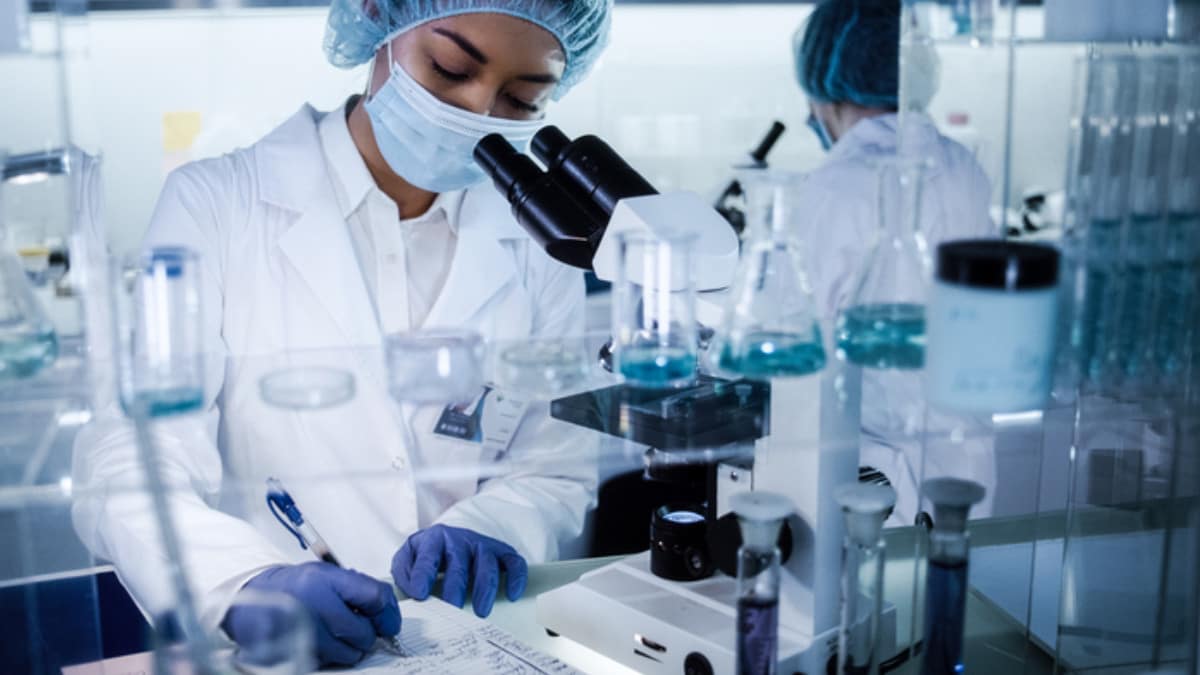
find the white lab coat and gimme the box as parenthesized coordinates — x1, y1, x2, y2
(70, 104, 596, 632)
(794, 112, 997, 524)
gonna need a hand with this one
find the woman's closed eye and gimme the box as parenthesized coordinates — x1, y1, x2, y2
(431, 59, 469, 82)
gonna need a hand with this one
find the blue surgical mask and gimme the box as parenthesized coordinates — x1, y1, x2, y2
(806, 113, 834, 152)
(364, 43, 543, 193)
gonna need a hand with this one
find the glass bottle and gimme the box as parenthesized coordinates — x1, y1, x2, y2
(711, 170, 826, 379)
(0, 247, 57, 379)
(732, 490, 793, 675)
(836, 159, 930, 371)
(920, 477, 986, 675)
(835, 483, 897, 675)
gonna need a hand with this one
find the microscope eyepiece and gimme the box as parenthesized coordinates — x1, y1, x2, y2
(531, 126, 572, 167)
(474, 134, 543, 201)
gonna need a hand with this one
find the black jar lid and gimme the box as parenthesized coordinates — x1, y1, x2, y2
(936, 239, 1060, 290)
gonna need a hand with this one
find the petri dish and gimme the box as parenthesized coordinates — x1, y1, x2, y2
(259, 367, 356, 410)
(496, 338, 590, 396)
(386, 329, 484, 404)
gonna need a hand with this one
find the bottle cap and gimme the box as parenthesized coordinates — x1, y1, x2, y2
(936, 239, 1059, 290)
(922, 477, 986, 534)
(835, 483, 897, 546)
(732, 491, 793, 551)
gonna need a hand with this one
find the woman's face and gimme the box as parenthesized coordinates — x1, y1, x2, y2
(370, 13, 566, 121)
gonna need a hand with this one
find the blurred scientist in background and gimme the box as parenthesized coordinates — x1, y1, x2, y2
(72, 0, 611, 667)
(791, 0, 996, 523)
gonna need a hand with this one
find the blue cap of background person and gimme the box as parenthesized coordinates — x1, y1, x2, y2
(324, 0, 613, 100)
(794, 0, 903, 110)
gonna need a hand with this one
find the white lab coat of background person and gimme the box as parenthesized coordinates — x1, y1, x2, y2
(793, 111, 997, 524)
(71, 104, 598, 632)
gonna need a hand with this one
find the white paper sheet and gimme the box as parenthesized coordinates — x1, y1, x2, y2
(350, 599, 581, 674)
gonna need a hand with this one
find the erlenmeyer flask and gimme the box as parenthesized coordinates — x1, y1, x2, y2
(711, 170, 826, 378)
(836, 159, 931, 370)
(0, 248, 58, 379)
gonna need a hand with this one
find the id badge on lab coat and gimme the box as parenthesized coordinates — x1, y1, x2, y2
(432, 386, 530, 456)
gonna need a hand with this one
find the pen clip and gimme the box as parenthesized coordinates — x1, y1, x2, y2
(266, 481, 309, 551)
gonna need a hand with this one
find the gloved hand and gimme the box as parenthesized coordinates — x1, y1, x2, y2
(223, 562, 401, 667)
(391, 524, 528, 617)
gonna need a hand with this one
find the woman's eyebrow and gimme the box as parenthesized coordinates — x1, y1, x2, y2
(432, 27, 488, 64)
(431, 26, 561, 85)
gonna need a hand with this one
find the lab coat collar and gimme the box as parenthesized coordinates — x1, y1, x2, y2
(255, 104, 533, 339)
(420, 184, 527, 328)
(827, 112, 944, 172)
(316, 100, 466, 235)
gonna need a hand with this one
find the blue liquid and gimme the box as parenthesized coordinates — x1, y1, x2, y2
(127, 387, 205, 418)
(837, 303, 926, 370)
(1117, 263, 1151, 379)
(0, 325, 58, 379)
(1155, 261, 1194, 377)
(718, 331, 826, 378)
(736, 597, 779, 675)
(618, 347, 696, 388)
(921, 559, 968, 675)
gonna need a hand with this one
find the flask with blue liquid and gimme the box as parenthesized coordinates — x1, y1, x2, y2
(711, 170, 826, 379)
(0, 249, 57, 380)
(837, 159, 931, 371)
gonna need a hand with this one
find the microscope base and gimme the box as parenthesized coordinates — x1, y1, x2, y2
(537, 551, 896, 675)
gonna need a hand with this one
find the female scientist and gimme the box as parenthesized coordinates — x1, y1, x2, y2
(71, 0, 611, 666)
(791, 0, 996, 524)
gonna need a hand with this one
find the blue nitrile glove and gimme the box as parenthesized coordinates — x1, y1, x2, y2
(391, 525, 528, 618)
(223, 562, 401, 667)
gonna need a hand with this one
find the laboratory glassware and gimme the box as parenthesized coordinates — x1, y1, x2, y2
(115, 247, 206, 418)
(835, 483, 897, 675)
(495, 337, 591, 397)
(0, 248, 57, 379)
(612, 231, 698, 389)
(259, 367, 357, 410)
(919, 477, 985, 675)
(710, 170, 826, 379)
(927, 240, 1060, 413)
(223, 590, 316, 674)
(837, 159, 931, 370)
(386, 329, 486, 404)
(1110, 55, 1177, 389)
(733, 490, 793, 675)
(1154, 55, 1200, 387)
(1067, 54, 1138, 392)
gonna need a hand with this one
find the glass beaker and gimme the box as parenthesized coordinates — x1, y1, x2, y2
(733, 490, 793, 675)
(836, 483, 897, 675)
(0, 248, 57, 379)
(114, 247, 206, 418)
(920, 477, 985, 675)
(711, 170, 826, 379)
(836, 159, 931, 371)
(612, 231, 698, 389)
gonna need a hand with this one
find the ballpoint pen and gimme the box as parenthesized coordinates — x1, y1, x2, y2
(266, 477, 408, 657)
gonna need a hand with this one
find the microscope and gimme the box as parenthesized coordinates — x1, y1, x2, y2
(475, 129, 894, 675)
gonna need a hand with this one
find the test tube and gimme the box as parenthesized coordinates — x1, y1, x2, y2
(919, 478, 986, 675)
(732, 491, 793, 675)
(612, 231, 698, 389)
(836, 483, 897, 675)
(118, 247, 206, 418)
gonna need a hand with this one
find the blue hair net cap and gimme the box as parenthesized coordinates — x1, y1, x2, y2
(324, 0, 613, 99)
(794, 0, 900, 110)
